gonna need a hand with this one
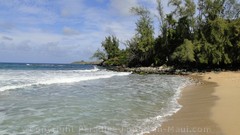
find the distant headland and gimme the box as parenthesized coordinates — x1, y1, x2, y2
(71, 60, 103, 65)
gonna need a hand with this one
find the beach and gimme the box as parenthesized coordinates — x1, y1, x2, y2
(147, 71, 240, 135)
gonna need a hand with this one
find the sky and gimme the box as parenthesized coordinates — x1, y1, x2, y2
(0, 0, 171, 63)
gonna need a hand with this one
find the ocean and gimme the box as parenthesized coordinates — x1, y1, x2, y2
(0, 63, 190, 135)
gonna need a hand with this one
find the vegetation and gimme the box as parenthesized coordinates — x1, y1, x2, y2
(92, 36, 128, 66)
(127, 7, 155, 66)
(93, 0, 240, 69)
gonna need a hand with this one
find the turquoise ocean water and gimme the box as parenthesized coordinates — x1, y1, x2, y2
(0, 63, 190, 135)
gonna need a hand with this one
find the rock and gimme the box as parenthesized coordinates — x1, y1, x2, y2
(106, 65, 184, 75)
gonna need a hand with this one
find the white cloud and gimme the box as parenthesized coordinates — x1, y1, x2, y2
(63, 27, 80, 36)
(0, 22, 15, 30)
(18, 6, 43, 15)
(0, 0, 174, 63)
(2, 36, 13, 41)
(103, 21, 134, 41)
(6, 31, 61, 44)
(59, 0, 84, 17)
(95, 0, 106, 3)
(110, 0, 138, 16)
(0, 27, 104, 63)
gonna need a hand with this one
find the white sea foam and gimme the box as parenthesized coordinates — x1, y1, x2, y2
(0, 68, 131, 92)
(0, 68, 192, 135)
(134, 77, 193, 135)
(79, 77, 193, 135)
(76, 66, 100, 72)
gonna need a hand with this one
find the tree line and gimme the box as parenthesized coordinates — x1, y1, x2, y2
(93, 0, 240, 69)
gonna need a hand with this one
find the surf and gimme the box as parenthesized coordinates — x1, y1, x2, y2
(0, 66, 131, 92)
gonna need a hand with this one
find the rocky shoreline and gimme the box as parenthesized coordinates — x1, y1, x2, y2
(106, 66, 191, 75)
(72, 62, 233, 75)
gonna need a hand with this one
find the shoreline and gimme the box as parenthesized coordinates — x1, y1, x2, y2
(145, 71, 240, 135)
(105, 65, 240, 75)
(145, 73, 222, 135)
(106, 66, 189, 75)
(106, 66, 240, 135)
(105, 66, 240, 134)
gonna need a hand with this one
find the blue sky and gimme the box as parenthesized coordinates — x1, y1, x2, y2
(0, 0, 171, 63)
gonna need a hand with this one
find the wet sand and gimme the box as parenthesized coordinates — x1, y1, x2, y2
(146, 71, 240, 135)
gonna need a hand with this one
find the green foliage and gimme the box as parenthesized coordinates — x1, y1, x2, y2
(204, 17, 232, 65)
(156, 0, 165, 29)
(221, 0, 240, 19)
(128, 7, 155, 66)
(92, 49, 106, 60)
(168, 0, 196, 18)
(227, 18, 240, 64)
(93, 36, 124, 66)
(171, 39, 195, 63)
(93, 0, 240, 69)
(104, 50, 129, 66)
(199, 0, 225, 20)
(101, 36, 120, 59)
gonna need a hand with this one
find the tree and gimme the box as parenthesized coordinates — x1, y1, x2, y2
(128, 7, 155, 66)
(92, 0, 240, 69)
(199, 0, 225, 21)
(92, 35, 123, 66)
(168, 0, 196, 18)
(228, 18, 240, 65)
(92, 49, 107, 61)
(221, 0, 240, 19)
(154, 0, 169, 65)
(171, 39, 195, 65)
(164, 0, 196, 65)
(101, 36, 120, 59)
(156, 0, 166, 32)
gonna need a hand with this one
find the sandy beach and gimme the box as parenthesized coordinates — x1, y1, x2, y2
(146, 71, 240, 135)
